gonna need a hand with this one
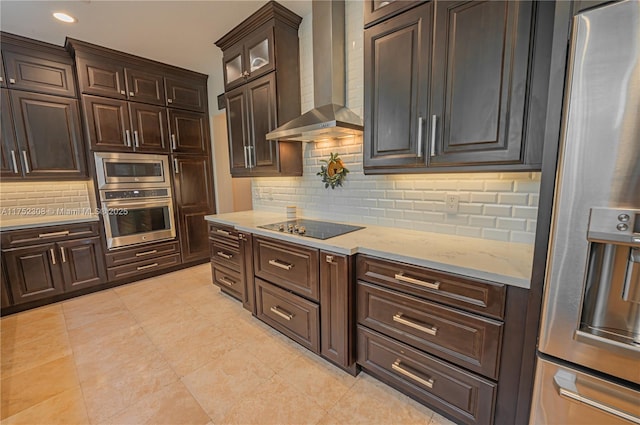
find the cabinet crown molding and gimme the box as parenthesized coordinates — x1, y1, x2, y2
(214, 0, 302, 51)
(65, 37, 208, 81)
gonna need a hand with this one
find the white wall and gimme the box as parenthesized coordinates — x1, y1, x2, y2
(251, 2, 541, 244)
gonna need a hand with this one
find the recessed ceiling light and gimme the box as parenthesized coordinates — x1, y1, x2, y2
(53, 12, 76, 23)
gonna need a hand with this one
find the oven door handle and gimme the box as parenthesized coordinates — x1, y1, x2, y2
(554, 370, 640, 424)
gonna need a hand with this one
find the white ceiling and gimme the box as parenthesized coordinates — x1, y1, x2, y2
(0, 0, 312, 97)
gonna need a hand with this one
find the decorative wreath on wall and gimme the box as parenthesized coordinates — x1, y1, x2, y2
(317, 152, 349, 189)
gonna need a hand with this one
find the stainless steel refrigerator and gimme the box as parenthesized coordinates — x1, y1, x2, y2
(530, 0, 640, 423)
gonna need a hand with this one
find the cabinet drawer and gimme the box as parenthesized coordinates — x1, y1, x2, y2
(208, 223, 239, 248)
(254, 236, 319, 301)
(105, 241, 180, 267)
(106, 253, 180, 281)
(1, 222, 101, 248)
(209, 238, 241, 270)
(357, 281, 503, 379)
(357, 255, 506, 319)
(358, 326, 496, 425)
(211, 263, 243, 301)
(255, 278, 319, 353)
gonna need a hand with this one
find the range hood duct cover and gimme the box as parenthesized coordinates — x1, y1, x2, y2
(266, 0, 363, 142)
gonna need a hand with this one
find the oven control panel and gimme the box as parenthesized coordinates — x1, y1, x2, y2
(103, 189, 170, 200)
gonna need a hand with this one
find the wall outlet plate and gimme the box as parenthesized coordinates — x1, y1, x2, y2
(445, 193, 459, 213)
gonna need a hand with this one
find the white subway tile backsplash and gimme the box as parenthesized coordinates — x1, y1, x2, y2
(250, 3, 541, 245)
(498, 193, 529, 205)
(496, 217, 527, 231)
(483, 204, 512, 217)
(484, 180, 514, 192)
(0, 181, 93, 220)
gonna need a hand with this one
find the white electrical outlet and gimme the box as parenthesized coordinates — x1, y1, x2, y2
(445, 193, 459, 213)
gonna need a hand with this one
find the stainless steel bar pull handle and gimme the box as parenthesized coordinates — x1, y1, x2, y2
(394, 272, 440, 290)
(216, 229, 231, 236)
(38, 230, 70, 238)
(135, 250, 157, 257)
(133, 130, 140, 148)
(554, 370, 640, 424)
(171, 134, 177, 150)
(217, 251, 233, 259)
(125, 130, 132, 147)
(137, 263, 159, 271)
(393, 313, 437, 336)
(269, 259, 293, 270)
(417, 116, 423, 157)
(430, 115, 437, 157)
(49, 248, 56, 265)
(60, 247, 67, 263)
(392, 360, 434, 389)
(10, 150, 18, 173)
(243, 146, 248, 168)
(21, 151, 30, 174)
(270, 306, 293, 321)
(173, 158, 179, 174)
(219, 277, 235, 287)
(248, 146, 254, 168)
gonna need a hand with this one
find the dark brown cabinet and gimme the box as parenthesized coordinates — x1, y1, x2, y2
(364, 0, 426, 28)
(429, 1, 533, 167)
(320, 251, 355, 373)
(2, 49, 76, 97)
(208, 223, 253, 311)
(1, 263, 11, 308)
(167, 109, 208, 155)
(356, 254, 507, 425)
(58, 237, 106, 292)
(10, 91, 86, 178)
(215, 1, 303, 178)
(222, 24, 275, 91)
(225, 73, 280, 175)
(75, 54, 165, 106)
(165, 76, 207, 112)
(83, 95, 170, 153)
(0, 51, 6, 88)
(364, 0, 547, 174)
(82, 95, 130, 151)
(1, 223, 107, 306)
(173, 156, 216, 263)
(363, 1, 433, 171)
(129, 102, 169, 153)
(1, 33, 87, 180)
(1, 88, 19, 177)
(104, 240, 181, 282)
(3, 242, 65, 304)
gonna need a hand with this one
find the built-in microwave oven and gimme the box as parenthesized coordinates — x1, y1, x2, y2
(94, 152, 171, 190)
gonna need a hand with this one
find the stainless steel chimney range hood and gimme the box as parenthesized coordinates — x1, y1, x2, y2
(266, 0, 363, 142)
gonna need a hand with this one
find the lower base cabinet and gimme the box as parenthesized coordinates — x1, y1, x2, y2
(255, 277, 320, 353)
(356, 254, 507, 425)
(105, 240, 181, 281)
(1, 223, 107, 306)
(358, 326, 497, 425)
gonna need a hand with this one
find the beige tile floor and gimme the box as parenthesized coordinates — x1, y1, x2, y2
(1, 264, 456, 425)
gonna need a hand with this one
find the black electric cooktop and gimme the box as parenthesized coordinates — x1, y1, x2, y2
(258, 219, 364, 240)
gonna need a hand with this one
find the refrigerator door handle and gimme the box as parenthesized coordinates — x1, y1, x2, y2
(553, 370, 640, 424)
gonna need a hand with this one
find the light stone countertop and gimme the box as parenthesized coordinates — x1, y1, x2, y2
(0, 215, 100, 232)
(205, 210, 534, 289)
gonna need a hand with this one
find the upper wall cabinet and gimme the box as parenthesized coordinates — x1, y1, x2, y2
(1, 32, 87, 179)
(223, 23, 275, 91)
(215, 1, 303, 178)
(67, 39, 208, 113)
(363, 0, 551, 174)
(363, 0, 426, 27)
(67, 38, 210, 154)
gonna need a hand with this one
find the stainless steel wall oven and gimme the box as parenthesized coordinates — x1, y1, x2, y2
(94, 152, 176, 249)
